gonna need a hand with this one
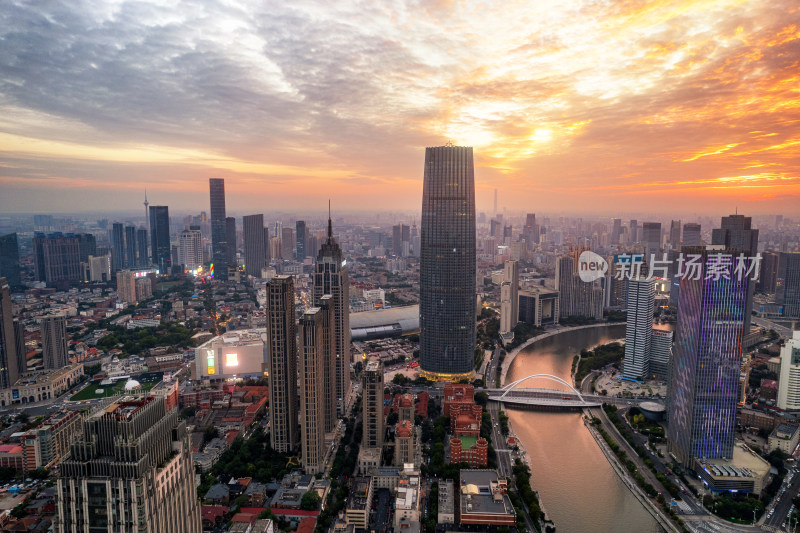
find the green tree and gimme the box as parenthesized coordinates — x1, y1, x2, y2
(301, 490, 321, 511)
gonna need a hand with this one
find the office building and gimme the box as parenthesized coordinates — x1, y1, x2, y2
(776, 253, 800, 318)
(642, 222, 662, 259)
(266, 276, 299, 453)
(41, 314, 69, 370)
(299, 307, 327, 474)
(312, 213, 351, 417)
(669, 220, 681, 249)
(556, 253, 603, 320)
(13, 320, 26, 376)
(682, 223, 701, 247)
(125, 225, 137, 268)
(394, 420, 416, 467)
(209, 178, 229, 281)
(178, 228, 203, 271)
(458, 470, 516, 527)
(281, 227, 294, 260)
(296, 220, 307, 260)
(56, 394, 201, 532)
(33, 233, 82, 284)
(629, 220, 638, 243)
(667, 248, 751, 466)
(116, 270, 137, 304)
(622, 278, 654, 381)
(0, 234, 21, 289)
(419, 145, 476, 381)
(87, 255, 111, 283)
(226, 216, 237, 268)
(111, 222, 125, 271)
(363, 358, 384, 450)
(518, 288, 559, 327)
(136, 227, 148, 267)
(650, 329, 673, 380)
(499, 260, 519, 336)
(0, 279, 20, 389)
(777, 332, 800, 411)
(149, 206, 171, 273)
(243, 215, 268, 278)
(758, 250, 780, 294)
(712, 213, 758, 332)
(318, 295, 337, 433)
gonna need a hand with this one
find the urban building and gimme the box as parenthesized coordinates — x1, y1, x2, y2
(649, 329, 673, 379)
(116, 270, 137, 304)
(694, 444, 770, 495)
(178, 228, 203, 271)
(20, 410, 83, 470)
(125, 225, 137, 268)
(419, 145, 476, 381)
(642, 222, 662, 259)
(622, 278, 654, 381)
(317, 295, 337, 433)
(362, 358, 384, 450)
(56, 394, 201, 532)
(209, 178, 229, 281)
(758, 250, 780, 294)
(450, 436, 488, 467)
(711, 213, 759, 331)
(111, 222, 125, 272)
(41, 314, 68, 370)
(668, 220, 681, 249)
(458, 470, 516, 526)
(777, 332, 800, 411)
(667, 248, 751, 466)
(266, 276, 299, 453)
(299, 307, 327, 474)
(394, 474, 421, 530)
(226, 216, 237, 268)
(776, 252, 800, 318)
(0, 234, 21, 289)
(281, 227, 294, 260)
(87, 254, 111, 282)
(438, 479, 455, 524)
(33, 233, 82, 284)
(518, 288, 559, 327)
(195, 329, 268, 381)
(296, 220, 307, 260)
(682, 223, 701, 247)
(0, 364, 84, 406)
(0, 279, 19, 389)
(312, 212, 350, 417)
(499, 260, 519, 337)
(394, 420, 416, 467)
(13, 319, 26, 377)
(243, 215, 268, 278)
(149, 205, 171, 273)
(768, 422, 800, 455)
(136, 227, 148, 267)
(556, 252, 603, 320)
(345, 477, 372, 531)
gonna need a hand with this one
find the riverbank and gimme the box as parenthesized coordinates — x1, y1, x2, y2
(500, 322, 625, 386)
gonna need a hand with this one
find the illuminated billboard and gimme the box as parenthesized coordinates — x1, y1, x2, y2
(226, 353, 239, 367)
(207, 351, 215, 375)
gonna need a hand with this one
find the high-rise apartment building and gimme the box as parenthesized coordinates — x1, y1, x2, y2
(0, 279, 20, 389)
(500, 260, 519, 336)
(116, 270, 137, 304)
(667, 248, 750, 466)
(363, 359, 384, 450)
(149, 206, 171, 273)
(682, 223, 701, 247)
(711, 213, 758, 332)
(178, 228, 203, 271)
(777, 332, 800, 411)
(318, 295, 337, 433)
(622, 278, 654, 381)
(33, 233, 82, 284)
(611, 218, 622, 245)
(56, 394, 201, 533)
(0, 234, 21, 289)
(776, 252, 800, 318)
(243, 215, 268, 278)
(419, 146, 476, 381)
(299, 307, 327, 474)
(266, 275, 298, 453)
(313, 214, 350, 417)
(209, 178, 229, 281)
(296, 220, 307, 260)
(40, 315, 68, 370)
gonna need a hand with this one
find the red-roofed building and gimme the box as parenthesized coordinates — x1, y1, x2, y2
(0, 444, 24, 470)
(201, 505, 229, 529)
(451, 404, 482, 437)
(297, 517, 316, 533)
(416, 391, 429, 418)
(269, 508, 320, 522)
(443, 384, 475, 415)
(450, 437, 488, 467)
(231, 512, 258, 525)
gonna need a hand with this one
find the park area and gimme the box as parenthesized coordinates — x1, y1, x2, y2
(69, 374, 161, 401)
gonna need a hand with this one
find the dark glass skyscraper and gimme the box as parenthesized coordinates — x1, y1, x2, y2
(0, 234, 21, 289)
(777, 252, 800, 318)
(0, 278, 20, 389)
(136, 227, 148, 267)
(149, 206, 171, 273)
(667, 248, 751, 466)
(711, 213, 758, 332)
(209, 178, 229, 280)
(243, 214, 267, 278)
(296, 220, 306, 260)
(111, 222, 125, 272)
(419, 145, 476, 381)
(125, 225, 137, 268)
(226, 216, 237, 268)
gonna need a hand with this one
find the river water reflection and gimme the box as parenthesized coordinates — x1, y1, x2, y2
(505, 325, 664, 533)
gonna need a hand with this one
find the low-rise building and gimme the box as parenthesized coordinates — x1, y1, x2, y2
(438, 479, 455, 525)
(768, 423, 800, 455)
(739, 408, 780, 432)
(694, 443, 771, 495)
(450, 437, 488, 467)
(345, 477, 372, 531)
(20, 409, 82, 471)
(458, 470, 516, 527)
(0, 364, 84, 406)
(394, 474, 421, 530)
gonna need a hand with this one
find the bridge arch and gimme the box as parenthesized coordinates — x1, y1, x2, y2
(499, 374, 585, 402)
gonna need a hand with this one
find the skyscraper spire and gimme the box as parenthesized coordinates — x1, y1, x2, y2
(327, 199, 332, 239)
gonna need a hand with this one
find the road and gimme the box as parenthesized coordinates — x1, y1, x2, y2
(752, 316, 795, 339)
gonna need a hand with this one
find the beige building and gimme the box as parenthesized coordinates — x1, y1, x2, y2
(694, 443, 771, 496)
(768, 423, 800, 455)
(299, 306, 329, 474)
(499, 260, 519, 337)
(0, 364, 84, 406)
(116, 270, 137, 304)
(21, 410, 83, 471)
(394, 420, 416, 467)
(267, 276, 299, 453)
(345, 477, 372, 531)
(363, 359, 384, 450)
(394, 475, 421, 530)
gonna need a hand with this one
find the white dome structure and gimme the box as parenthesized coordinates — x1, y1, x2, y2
(124, 379, 142, 391)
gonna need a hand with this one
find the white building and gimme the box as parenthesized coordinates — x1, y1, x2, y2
(195, 329, 267, 381)
(622, 277, 654, 381)
(500, 260, 519, 337)
(178, 229, 203, 271)
(777, 332, 800, 411)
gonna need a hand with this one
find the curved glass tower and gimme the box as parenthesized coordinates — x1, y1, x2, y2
(419, 145, 476, 381)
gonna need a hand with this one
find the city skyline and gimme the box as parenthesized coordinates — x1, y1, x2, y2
(1, 1, 799, 214)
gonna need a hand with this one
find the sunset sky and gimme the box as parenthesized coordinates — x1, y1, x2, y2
(1, 0, 799, 215)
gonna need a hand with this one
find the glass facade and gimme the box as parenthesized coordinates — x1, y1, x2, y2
(209, 178, 228, 280)
(419, 146, 476, 380)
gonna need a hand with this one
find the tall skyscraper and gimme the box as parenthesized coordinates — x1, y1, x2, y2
(299, 306, 327, 474)
(622, 278, 654, 381)
(363, 358, 384, 449)
(136, 227, 148, 267)
(281, 227, 294, 260)
(711, 213, 758, 331)
(33, 233, 82, 284)
(556, 255, 574, 319)
(777, 332, 800, 411)
(500, 260, 519, 336)
(419, 145, 476, 381)
(642, 222, 662, 259)
(266, 275, 299, 453)
(669, 220, 681, 250)
(758, 250, 780, 294)
(667, 248, 751, 466)
(523, 214, 539, 245)
(111, 222, 125, 272)
(116, 270, 137, 304)
(0, 234, 21, 289)
(124, 225, 137, 268)
(776, 252, 800, 318)
(178, 228, 203, 270)
(243, 215, 268, 277)
(57, 394, 201, 532)
(0, 279, 20, 389)
(209, 178, 228, 281)
(226, 216, 237, 268)
(650, 329, 673, 379)
(682, 223, 701, 247)
(313, 210, 351, 416)
(40, 315, 68, 370)
(629, 220, 639, 243)
(296, 220, 307, 260)
(149, 206, 171, 273)
(611, 218, 622, 245)
(318, 295, 337, 433)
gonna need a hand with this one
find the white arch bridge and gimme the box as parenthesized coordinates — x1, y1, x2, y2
(484, 374, 608, 409)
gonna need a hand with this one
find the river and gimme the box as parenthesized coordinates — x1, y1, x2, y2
(505, 325, 664, 533)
